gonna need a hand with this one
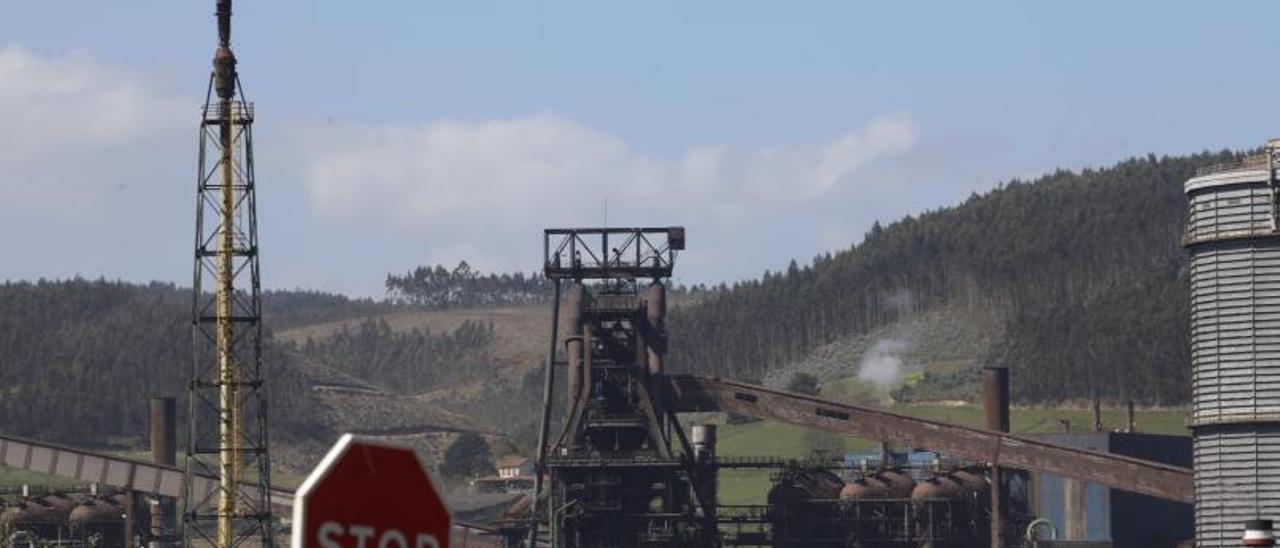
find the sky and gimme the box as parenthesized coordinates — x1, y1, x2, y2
(1, 1, 1277, 297)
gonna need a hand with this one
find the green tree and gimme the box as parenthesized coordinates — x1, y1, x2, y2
(440, 433, 495, 479)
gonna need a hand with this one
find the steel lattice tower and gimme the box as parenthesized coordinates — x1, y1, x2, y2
(184, 2, 274, 547)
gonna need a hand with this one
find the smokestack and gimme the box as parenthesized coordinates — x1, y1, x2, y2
(150, 397, 176, 547)
(216, 0, 232, 46)
(983, 367, 1010, 432)
(1245, 519, 1276, 547)
(151, 398, 176, 465)
(645, 281, 668, 423)
(983, 367, 1009, 548)
(212, 1, 237, 100)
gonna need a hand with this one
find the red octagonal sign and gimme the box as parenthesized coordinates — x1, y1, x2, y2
(293, 434, 451, 548)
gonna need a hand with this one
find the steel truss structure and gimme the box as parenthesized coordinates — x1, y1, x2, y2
(184, 2, 274, 547)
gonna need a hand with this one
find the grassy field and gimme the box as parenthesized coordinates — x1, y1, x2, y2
(714, 404, 1189, 505)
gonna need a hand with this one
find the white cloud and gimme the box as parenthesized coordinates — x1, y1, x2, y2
(0, 45, 195, 284)
(299, 112, 918, 279)
(0, 46, 190, 212)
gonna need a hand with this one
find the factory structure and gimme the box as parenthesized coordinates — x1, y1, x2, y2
(0, 0, 1275, 546)
(1184, 140, 1280, 547)
(495, 227, 1207, 548)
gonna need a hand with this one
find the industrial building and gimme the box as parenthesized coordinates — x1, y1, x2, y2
(497, 226, 1199, 548)
(1183, 139, 1280, 547)
(0, 0, 1273, 543)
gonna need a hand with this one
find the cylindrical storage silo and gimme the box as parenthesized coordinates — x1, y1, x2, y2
(1184, 141, 1280, 547)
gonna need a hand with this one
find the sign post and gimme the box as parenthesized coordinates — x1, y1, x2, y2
(293, 434, 451, 548)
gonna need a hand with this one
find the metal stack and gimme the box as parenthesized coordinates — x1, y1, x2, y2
(1183, 139, 1280, 547)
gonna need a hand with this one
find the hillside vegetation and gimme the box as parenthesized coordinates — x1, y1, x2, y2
(670, 150, 1245, 405)
(0, 148, 1241, 453)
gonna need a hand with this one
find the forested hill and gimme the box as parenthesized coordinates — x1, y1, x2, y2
(0, 280, 494, 446)
(669, 150, 1247, 405)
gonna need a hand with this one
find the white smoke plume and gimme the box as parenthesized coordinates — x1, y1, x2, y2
(857, 338, 909, 389)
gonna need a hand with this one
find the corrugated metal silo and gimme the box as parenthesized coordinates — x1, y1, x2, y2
(1184, 139, 1280, 547)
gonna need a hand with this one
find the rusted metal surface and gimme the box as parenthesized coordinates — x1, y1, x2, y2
(983, 367, 1009, 433)
(0, 432, 291, 514)
(0, 433, 509, 543)
(983, 367, 1009, 548)
(150, 398, 176, 466)
(667, 376, 1194, 503)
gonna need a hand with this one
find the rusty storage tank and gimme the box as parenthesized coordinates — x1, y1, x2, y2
(1, 497, 72, 539)
(1184, 140, 1280, 547)
(69, 498, 126, 548)
(912, 471, 989, 548)
(840, 469, 916, 500)
(769, 467, 845, 548)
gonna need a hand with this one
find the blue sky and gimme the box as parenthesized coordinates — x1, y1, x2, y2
(1, 1, 1277, 296)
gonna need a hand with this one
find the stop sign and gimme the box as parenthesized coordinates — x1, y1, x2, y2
(293, 434, 451, 548)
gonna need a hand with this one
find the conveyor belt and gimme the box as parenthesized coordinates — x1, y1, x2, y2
(0, 433, 508, 545)
(668, 375, 1194, 503)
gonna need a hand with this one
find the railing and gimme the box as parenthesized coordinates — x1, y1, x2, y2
(201, 101, 255, 123)
(543, 227, 684, 280)
(1195, 154, 1269, 176)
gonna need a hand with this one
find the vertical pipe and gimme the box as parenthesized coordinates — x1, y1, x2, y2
(215, 78, 238, 548)
(645, 281, 667, 377)
(151, 398, 176, 547)
(691, 425, 718, 536)
(564, 283, 584, 415)
(1125, 400, 1136, 433)
(983, 367, 1009, 548)
(645, 281, 667, 438)
(983, 367, 1010, 432)
(1064, 477, 1085, 540)
(211, 4, 240, 545)
(151, 397, 177, 465)
(528, 280, 562, 548)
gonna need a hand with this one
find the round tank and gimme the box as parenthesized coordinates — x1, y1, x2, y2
(1184, 143, 1280, 547)
(911, 476, 964, 502)
(840, 470, 915, 500)
(1, 499, 70, 536)
(949, 470, 989, 497)
(41, 494, 77, 514)
(69, 499, 126, 548)
(69, 499, 124, 529)
(840, 475, 889, 499)
(879, 470, 917, 498)
(911, 470, 989, 502)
